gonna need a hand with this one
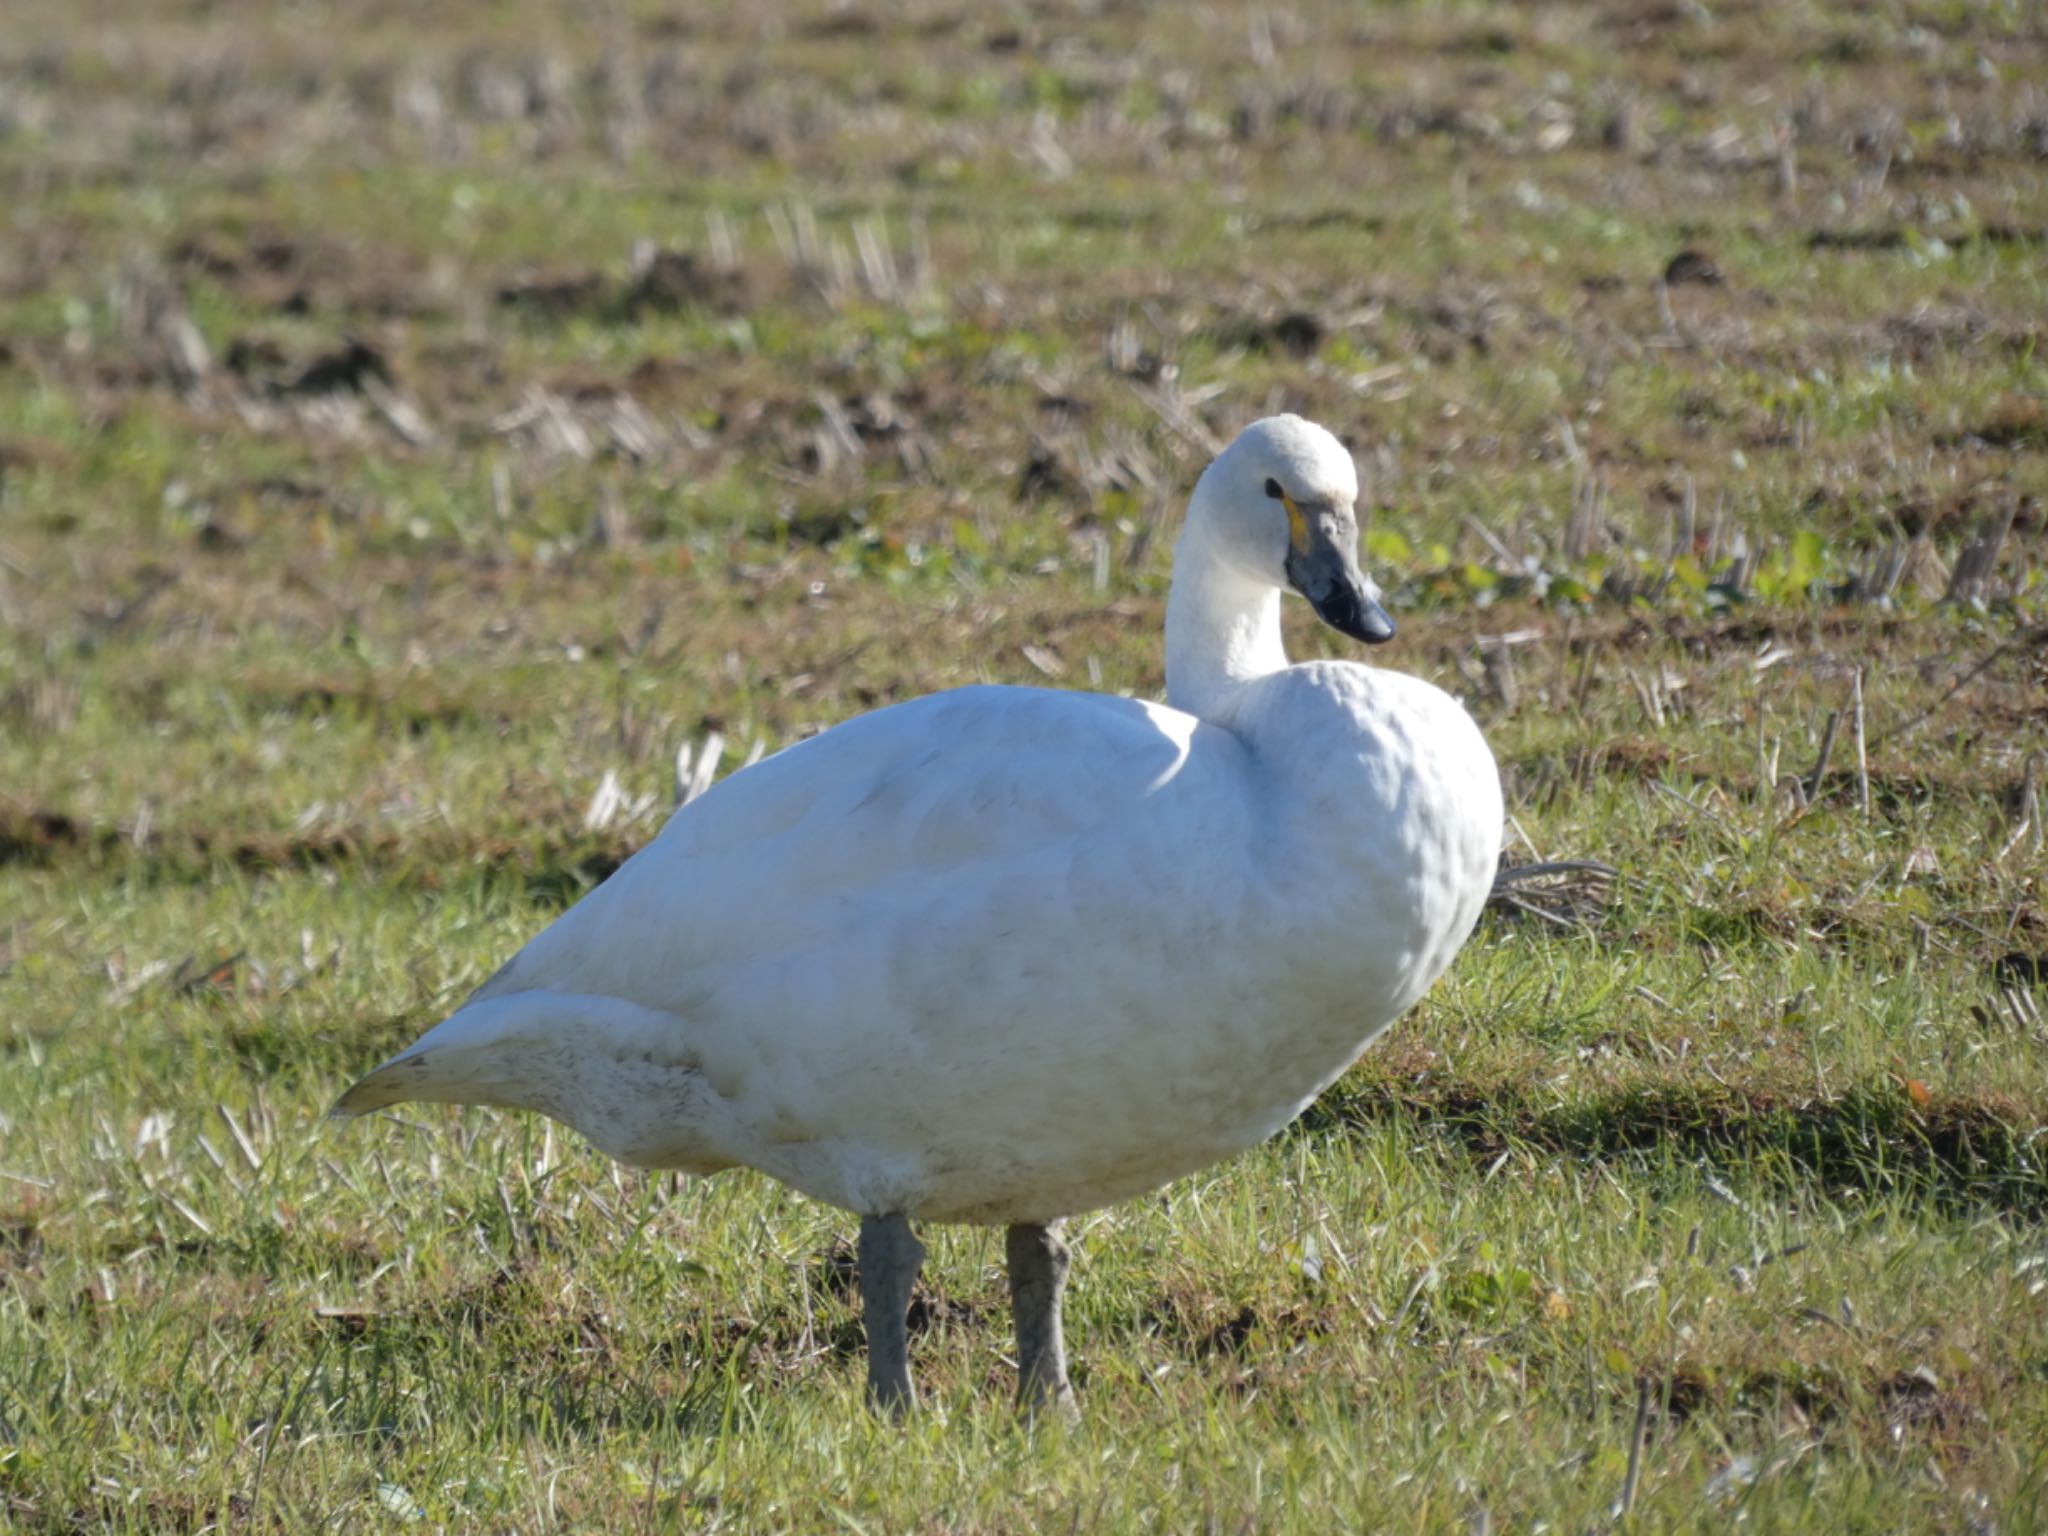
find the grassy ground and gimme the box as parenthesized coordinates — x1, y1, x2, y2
(4, 0, 2047, 1529)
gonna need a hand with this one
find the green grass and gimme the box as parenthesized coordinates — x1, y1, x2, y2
(4, 0, 2048, 1529)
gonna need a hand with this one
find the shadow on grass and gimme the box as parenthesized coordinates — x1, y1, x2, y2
(1297, 1073, 2047, 1219)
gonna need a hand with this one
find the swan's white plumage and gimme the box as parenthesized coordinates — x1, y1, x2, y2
(338, 415, 1503, 1225)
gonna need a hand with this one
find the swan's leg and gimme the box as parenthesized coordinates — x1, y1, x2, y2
(859, 1212, 925, 1417)
(1006, 1220, 1077, 1418)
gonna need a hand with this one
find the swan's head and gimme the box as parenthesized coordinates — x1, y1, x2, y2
(1192, 414, 1395, 644)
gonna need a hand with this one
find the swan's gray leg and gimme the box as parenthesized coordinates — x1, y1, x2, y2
(859, 1212, 925, 1417)
(1006, 1220, 1077, 1418)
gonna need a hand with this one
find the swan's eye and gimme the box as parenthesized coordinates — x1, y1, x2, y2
(1263, 478, 1285, 500)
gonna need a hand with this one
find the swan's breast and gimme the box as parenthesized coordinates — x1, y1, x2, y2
(1238, 662, 1502, 1016)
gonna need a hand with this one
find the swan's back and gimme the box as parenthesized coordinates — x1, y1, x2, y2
(472, 685, 1246, 1012)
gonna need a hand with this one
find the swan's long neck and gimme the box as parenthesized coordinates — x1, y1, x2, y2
(1164, 511, 1287, 721)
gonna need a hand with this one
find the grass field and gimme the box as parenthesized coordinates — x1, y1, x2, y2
(3, 0, 2047, 1528)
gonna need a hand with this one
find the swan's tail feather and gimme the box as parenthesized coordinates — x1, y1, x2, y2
(330, 1048, 441, 1118)
(328, 993, 537, 1120)
(329, 989, 691, 1124)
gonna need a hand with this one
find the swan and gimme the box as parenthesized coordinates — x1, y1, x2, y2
(335, 414, 1503, 1416)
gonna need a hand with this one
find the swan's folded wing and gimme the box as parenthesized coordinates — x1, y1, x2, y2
(464, 684, 1233, 1015)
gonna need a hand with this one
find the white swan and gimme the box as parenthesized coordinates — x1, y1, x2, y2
(336, 415, 1502, 1415)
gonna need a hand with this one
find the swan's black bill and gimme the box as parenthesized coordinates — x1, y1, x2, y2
(1305, 581, 1396, 644)
(1285, 526, 1396, 645)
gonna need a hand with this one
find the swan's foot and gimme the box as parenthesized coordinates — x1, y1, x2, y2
(1006, 1220, 1077, 1420)
(859, 1212, 925, 1418)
